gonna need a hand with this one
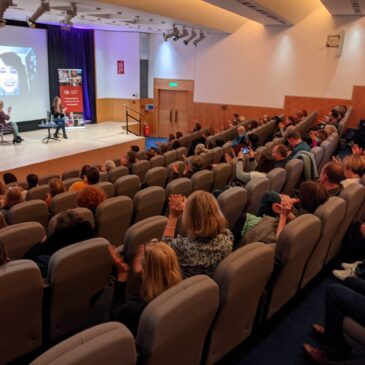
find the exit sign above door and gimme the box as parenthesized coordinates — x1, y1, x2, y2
(169, 82, 179, 87)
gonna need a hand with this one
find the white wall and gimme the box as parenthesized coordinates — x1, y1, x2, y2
(95, 31, 140, 99)
(149, 5, 365, 107)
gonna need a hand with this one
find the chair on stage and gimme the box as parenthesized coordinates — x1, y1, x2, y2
(0, 123, 13, 145)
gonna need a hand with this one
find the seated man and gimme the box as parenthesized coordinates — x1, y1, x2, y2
(271, 144, 289, 169)
(319, 162, 344, 196)
(286, 130, 311, 160)
(0, 100, 23, 144)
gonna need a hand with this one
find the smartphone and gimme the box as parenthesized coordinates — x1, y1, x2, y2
(242, 147, 249, 154)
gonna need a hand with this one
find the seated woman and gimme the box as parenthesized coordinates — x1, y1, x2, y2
(296, 180, 329, 214)
(51, 96, 68, 139)
(45, 178, 66, 208)
(0, 100, 23, 143)
(0, 186, 24, 223)
(104, 160, 116, 174)
(24, 210, 95, 276)
(309, 129, 328, 148)
(163, 191, 234, 278)
(109, 240, 182, 336)
(69, 164, 90, 192)
(76, 185, 106, 214)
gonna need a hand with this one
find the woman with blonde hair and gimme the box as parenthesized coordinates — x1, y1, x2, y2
(109, 240, 182, 335)
(341, 154, 365, 188)
(164, 191, 233, 278)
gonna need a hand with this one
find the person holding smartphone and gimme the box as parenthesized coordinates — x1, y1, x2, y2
(0, 100, 23, 144)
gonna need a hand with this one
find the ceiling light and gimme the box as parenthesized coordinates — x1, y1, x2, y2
(193, 31, 205, 47)
(26, 0, 50, 28)
(183, 29, 197, 46)
(173, 26, 189, 41)
(0, 0, 14, 28)
(62, 2, 77, 27)
(163, 25, 179, 41)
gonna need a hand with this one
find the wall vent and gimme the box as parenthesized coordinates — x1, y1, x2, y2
(351, 0, 362, 13)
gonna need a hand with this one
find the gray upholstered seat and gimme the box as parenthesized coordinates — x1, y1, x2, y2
(163, 150, 177, 167)
(191, 170, 214, 192)
(211, 163, 232, 191)
(282, 159, 304, 195)
(245, 177, 271, 215)
(38, 174, 60, 185)
(8, 200, 49, 229)
(149, 155, 164, 168)
(63, 178, 82, 191)
(109, 166, 129, 184)
(62, 169, 80, 180)
(50, 191, 77, 215)
(132, 160, 149, 182)
(27, 184, 49, 201)
(267, 167, 286, 193)
(144, 167, 168, 188)
(114, 175, 141, 199)
(95, 182, 115, 199)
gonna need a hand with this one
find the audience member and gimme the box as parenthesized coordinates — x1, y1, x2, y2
(3, 172, 17, 185)
(130, 145, 140, 153)
(172, 156, 203, 180)
(163, 192, 233, 278)
(319, 162, 344, 196)
(76, 185, 106, 214)
(232, 126, 249, 152)
(310, 130, 328, 148)
(341, 154, 365, 188)
(176, 131, 183, 139)
(104, 160, 116, 173)
(69, 164, 90, 192)
(0, 186, 24, 223)
(194, 143, 208, 156)
(26, 174, 38, 189)
(168, 133, 175, 143)
(271, 144, 289, 168)
(109, 240, 182, 336)
(172, 140, 181, 150)
(145, 148, 156, 160)
(0, 181, 7, 201)
(324, 124, 337, 136)
(286, 130, 311, 159)
(297, 180, 329, 214)
(192, 121, 202, 132)
(230, 113, 240, 126)
(45, 178, 66, 208)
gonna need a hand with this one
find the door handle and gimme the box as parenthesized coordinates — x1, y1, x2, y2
(175, 109, 178, 122)
(170, 109, 172, 123)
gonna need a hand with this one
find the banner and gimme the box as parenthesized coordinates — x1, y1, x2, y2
(58, 69, 84, 117)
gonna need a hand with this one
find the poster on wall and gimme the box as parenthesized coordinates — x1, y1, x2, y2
(58, 68, 84, 120)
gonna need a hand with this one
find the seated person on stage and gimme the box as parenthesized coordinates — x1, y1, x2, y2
(51, 96, 68, 139)
(0, 100, 23, 144)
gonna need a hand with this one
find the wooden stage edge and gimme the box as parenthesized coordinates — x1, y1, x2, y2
(1, 131, 145, 181)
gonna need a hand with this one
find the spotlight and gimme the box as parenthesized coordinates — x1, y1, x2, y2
(193, 31, 205, 47)
(26, 0, 50, 28)
(183, 29, 197, 46)
(173, 26, 188, 41)
(62, 2, 77, 27)
(163, 25, 179, 41)
(0, 0, 14, 28)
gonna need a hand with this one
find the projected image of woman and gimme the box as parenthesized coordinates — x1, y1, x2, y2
(0, 52, 28, 96)
(51, 96, 68, 139)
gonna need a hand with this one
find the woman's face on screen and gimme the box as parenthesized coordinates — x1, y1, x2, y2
(0, 58, 19, 94)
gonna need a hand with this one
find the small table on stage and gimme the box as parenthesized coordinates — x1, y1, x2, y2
(38, 122, 60, 144)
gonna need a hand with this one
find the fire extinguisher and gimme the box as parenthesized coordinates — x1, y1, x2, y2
(143, 123, 150, 137)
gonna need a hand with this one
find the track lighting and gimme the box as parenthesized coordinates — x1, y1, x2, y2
(173, 26, 188, 41)
(183, 29, 197, 46)
(193, 31, 205, 47)
(62, 2, 77, 27)
(26, 0, 50, 28)
(0, 0, 14, 28)
(163, 25, 179, 41)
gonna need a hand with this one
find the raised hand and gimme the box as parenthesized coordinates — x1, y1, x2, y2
(168, 194, 186, 217)
(351, 144, 363, 156)
(108, 245, 129, 282)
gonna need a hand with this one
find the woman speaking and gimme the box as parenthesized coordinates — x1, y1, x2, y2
(51, 96, 68, 139)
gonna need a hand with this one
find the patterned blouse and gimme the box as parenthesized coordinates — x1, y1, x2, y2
(165, 229, 234, 279)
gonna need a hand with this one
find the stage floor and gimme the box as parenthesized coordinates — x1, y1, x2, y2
(1, 122, 145, 179)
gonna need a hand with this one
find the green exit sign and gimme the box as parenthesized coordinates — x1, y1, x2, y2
(169, 82, 178, 87)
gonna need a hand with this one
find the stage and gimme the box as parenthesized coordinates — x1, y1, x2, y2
(0, 122, 145, 181)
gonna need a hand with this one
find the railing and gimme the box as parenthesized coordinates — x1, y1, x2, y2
(124, 105, 143, 136)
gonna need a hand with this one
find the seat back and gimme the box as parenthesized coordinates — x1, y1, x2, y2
(114, 175, 141, 199)
(48, 207, 95, 236)
(144, 167, 168, 188)
(132, 160, 149, 182)
(47, 238, 113, 341)
(8, 200, 49, 229)
(109, 166, 129, 184)
(176, 147, 188, 161)
(50, 191, 77, 215)
(163, 150, 177, 167)
(0, 260, 43, 365)
(123, 216, 168, 262)
(30, 322, 136, 365)
(282, 159, 304, 195)
(211, 147, 225, 164)
(38, 174, 61, 185)
(0, 222, 45, 259)
(133, 186, 166, 223)
(136, 151, 146, 160)
(113, 158, 122, 167)
(266, 168, 286, 193)
(318, 140, 332, 171)
(99, 172, 109, 182)
(211, 163, 232, 191)
(136, 275, 219, 365)
(191, 170, 214, 192)
(149, 155, 164, 168)
(217, 187, 247, 231)
(27, 184, 49, 201)
(245, 177, 271, 215)
(62, 169, 80, 180)
(164, 178, 193, 215)
(205, 243, 275, 364)
(167, 161, 185, 182)
(326, 184, 365, 263)
(300, 197, 346, 289)
(343, 317, 365, 356)
(63, 178, 82, 191)
(95, 196, 133, 246)
(267, 214, 321, 318)
(311, 146, 324, 170)
(200, 151, 214, 169)
(95, 182, 115, 199)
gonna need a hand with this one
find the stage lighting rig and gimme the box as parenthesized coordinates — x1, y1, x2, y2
(163, 25, 179, 41)
(0, 0, 15, 28)
(26, 0, 50, 28)
(62, 2, 77, 27)
(183, 29, 197, 46)
(173, 26, 188, 41)
(193, 31, 205, 47)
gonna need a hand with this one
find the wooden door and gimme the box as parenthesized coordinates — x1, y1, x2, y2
(173, 91, 190, 134)
(158, 90, 175, 137)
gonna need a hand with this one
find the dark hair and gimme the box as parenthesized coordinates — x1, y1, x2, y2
(130, 145, 140, 153)
(80, 165, 91, 179)
(257, 191, 281, 217)
(159, 143, 169, 154)
(0, 240, 9, 265)
(168, 133, 176, 142)
(322, 162, 345, 184)
(49, 178, 65, 197)
(273, 144, 289, 158)
(215, 138, 224, 147)
(54, 210, 84, 232)
(86, 167, 100, 185)
(233, 113, 239, 118)
(194, 122, 202, 131)
(302, 110, 308, 117)
(190, 156, 203, 173)
(286, 130, 301, 140)
(256, 153, 275, 173)
(172, 140, 181, 149)
(331, 110, 339, 119)
(248, 134, 259, 150)
(3, 173, 17, 185)
(26, 174, 38, 189)
(317, 130, 328, 143)
(287, 116, 296, 123)
(176, 131, 183, 139)
(0, 52, 28, 95)
(299, 181, 329, 214)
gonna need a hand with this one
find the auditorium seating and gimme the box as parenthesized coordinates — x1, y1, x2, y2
(167, 161, 185, 182)
(95, 181, 115, 199)
(136, 275, 219, 365)
(38, 174, 60, 185)
(342, 317, 365, 356)
(164, 178, 193, 215)
(62, 169, 80, 180)
(282, 159, 304, 195)
(163, 150, 177, 167)
(27, 184, 49, 201)
(176, 146, 188, 161)
(30, 322, 137, 365)
(149, 155, 164, 168)
(266, 167, 286, 193)
(114, 175, 141, 199)
(338, 106, 353, 137)
(63, 177, 82, 190)
(211, 163, 232, 191)
(144, 166, 168, 187)
(49, 191, 77, 215)
(245, 177, 270, 215)
(191, 170, 214, 192)
(108, 166, 128, 184)
(132, 160, 149, 182)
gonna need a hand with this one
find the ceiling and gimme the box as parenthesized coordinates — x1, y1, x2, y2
(321, 0, 365, 15)
(3, 0, 229, 33)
